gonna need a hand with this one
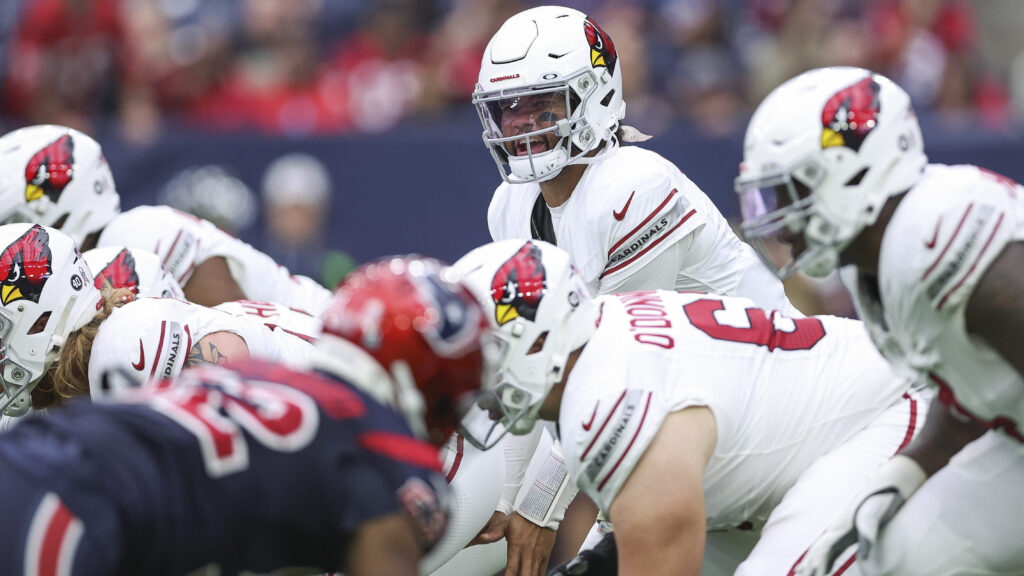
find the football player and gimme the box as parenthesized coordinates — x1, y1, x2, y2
(0, 255, 494, 576)
(0, 125, 332, 314)
(452, 239, 926, 576)
(735, 67, 1024, 576)
(471, 8, 800, 571)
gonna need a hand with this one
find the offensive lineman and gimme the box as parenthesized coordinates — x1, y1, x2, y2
(0, 256, 494, 576)
(463, 7, 800, 573)
(0, 125, 332, 314)
(734, 67, 1024, 575)
(454, 239, 926, 576)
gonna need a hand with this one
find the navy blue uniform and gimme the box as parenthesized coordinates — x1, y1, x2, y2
(0, 360, 448, 576)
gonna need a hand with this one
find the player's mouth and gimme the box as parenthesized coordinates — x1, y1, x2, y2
(514, 138, 550, 156)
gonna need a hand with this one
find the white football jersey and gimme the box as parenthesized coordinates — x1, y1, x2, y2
(559, 291, 907, 526)
(97, 205, 332, 315)
(88, 297, 317, 392)
(487, 146, 794, 313)
(843, 164, 1024, 439)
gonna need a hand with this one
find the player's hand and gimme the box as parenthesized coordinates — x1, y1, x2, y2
(467, 511, 509, 546)
(795, 455, 927, 576)
(547, 532, 617, 576)
(506, 511, 557, 576)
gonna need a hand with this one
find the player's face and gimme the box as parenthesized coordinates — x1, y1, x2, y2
(497, 93, 567, 156)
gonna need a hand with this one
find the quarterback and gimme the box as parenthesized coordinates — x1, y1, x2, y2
(454, 239, 926, 576)
(735, 67, 1024, 576)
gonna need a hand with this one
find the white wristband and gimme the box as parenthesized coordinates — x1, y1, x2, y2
(517, 449, 571, 529)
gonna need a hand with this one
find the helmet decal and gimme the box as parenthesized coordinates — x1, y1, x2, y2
(821, 76, 880, 152)
(584, 18, 617, 74)
(93, 247, 140, 294)
(417, 274, 481, 356)
(0, 224, 53, 306)
(491, 241, 546, 326)
(24, 134, 75, 203)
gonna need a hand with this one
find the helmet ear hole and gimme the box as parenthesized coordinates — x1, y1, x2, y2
(27, 312, 50, 335)
(526, 331, 549, 355)
(600, 89, 615, 107)
(845, 167, 869, 186)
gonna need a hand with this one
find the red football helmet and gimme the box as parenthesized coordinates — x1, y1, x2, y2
(313, 256, 495, 446)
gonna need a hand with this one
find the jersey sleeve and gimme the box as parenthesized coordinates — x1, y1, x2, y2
(597, 175, 706, 291)
(99, 206, 203, 287)
(902, 178, 1020, 315)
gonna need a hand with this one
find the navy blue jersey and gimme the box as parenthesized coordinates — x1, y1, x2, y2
(0, 360, 448, 576)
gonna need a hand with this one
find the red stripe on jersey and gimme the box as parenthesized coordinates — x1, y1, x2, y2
(921, 203, 973, 281)
(580, 390, 627, 461)
(38, 500, 73, 576)
(607, 189, 679, 255)
(598, 392, 652, 491)
(895, 392, 919, 454)
(177, 238, 200, 284)
(601, 209, 696, 279)
(445, 433, 465, 484)
(786, 543, 856, 576)
(149, 321, 168, 380)
(931, 372, 1024, 443)
(936, 212, 1005, 310)
(163, 230, 184, 269)
(359, 432, 443, 472)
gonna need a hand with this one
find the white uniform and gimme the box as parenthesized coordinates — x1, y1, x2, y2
(98, 205, 332, 315)
(88, 298, 317, 391)
(561, 291, 922, 574)
(488, 146, 795, 313)
(841, 164, 1024, 576)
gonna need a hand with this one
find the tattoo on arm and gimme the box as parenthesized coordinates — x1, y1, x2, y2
(185, 341, 228, 368)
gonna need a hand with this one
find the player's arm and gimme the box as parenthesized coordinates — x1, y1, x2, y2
(965, 239, 1024, 379)
(608, 407, 715, 576)
(185, 332, 250, 368)
(183, 256, 248, 307)
(344, 512, 423, 576)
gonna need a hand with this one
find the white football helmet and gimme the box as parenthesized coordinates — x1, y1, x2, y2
(473, 6, 626, 183)
(735, 67, 927, 278)
(0, 223, 101, 416)
(84, 246, 185, 300)
(452, 239, 598, 449)
(0, 125, 121, 247)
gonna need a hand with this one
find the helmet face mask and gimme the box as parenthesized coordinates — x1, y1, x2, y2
(736, 67, 927, 279)
(474, 7, 624, 184)
(453, 240, 598, 449)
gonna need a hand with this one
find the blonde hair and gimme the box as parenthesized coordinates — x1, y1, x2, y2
(32, 284, 136, 410)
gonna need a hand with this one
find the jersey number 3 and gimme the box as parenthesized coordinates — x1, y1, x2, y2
(683, 298, 825, 351)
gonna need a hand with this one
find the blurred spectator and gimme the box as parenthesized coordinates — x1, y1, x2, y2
(260, 153, 355, 288)
(0, 0, 1017, 134)
(3, 0, 125, 133)
(159, 164, 258, 235)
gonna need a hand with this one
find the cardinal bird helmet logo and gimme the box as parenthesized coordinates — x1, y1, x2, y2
(821, 77, 881, 152)
(24, 134, 75, 203)
(490, 241, 547, 326)
(93, 248, 140, 294)
(583, 18, 617, 74)
(0, 225, 53, 306)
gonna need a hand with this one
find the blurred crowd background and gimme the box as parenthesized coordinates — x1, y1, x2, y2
(3, 0, 1024, 140)
(4, 0, 1024, 570)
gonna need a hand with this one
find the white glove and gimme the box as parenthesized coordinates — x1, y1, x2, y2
(796, 455, 927, 576)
